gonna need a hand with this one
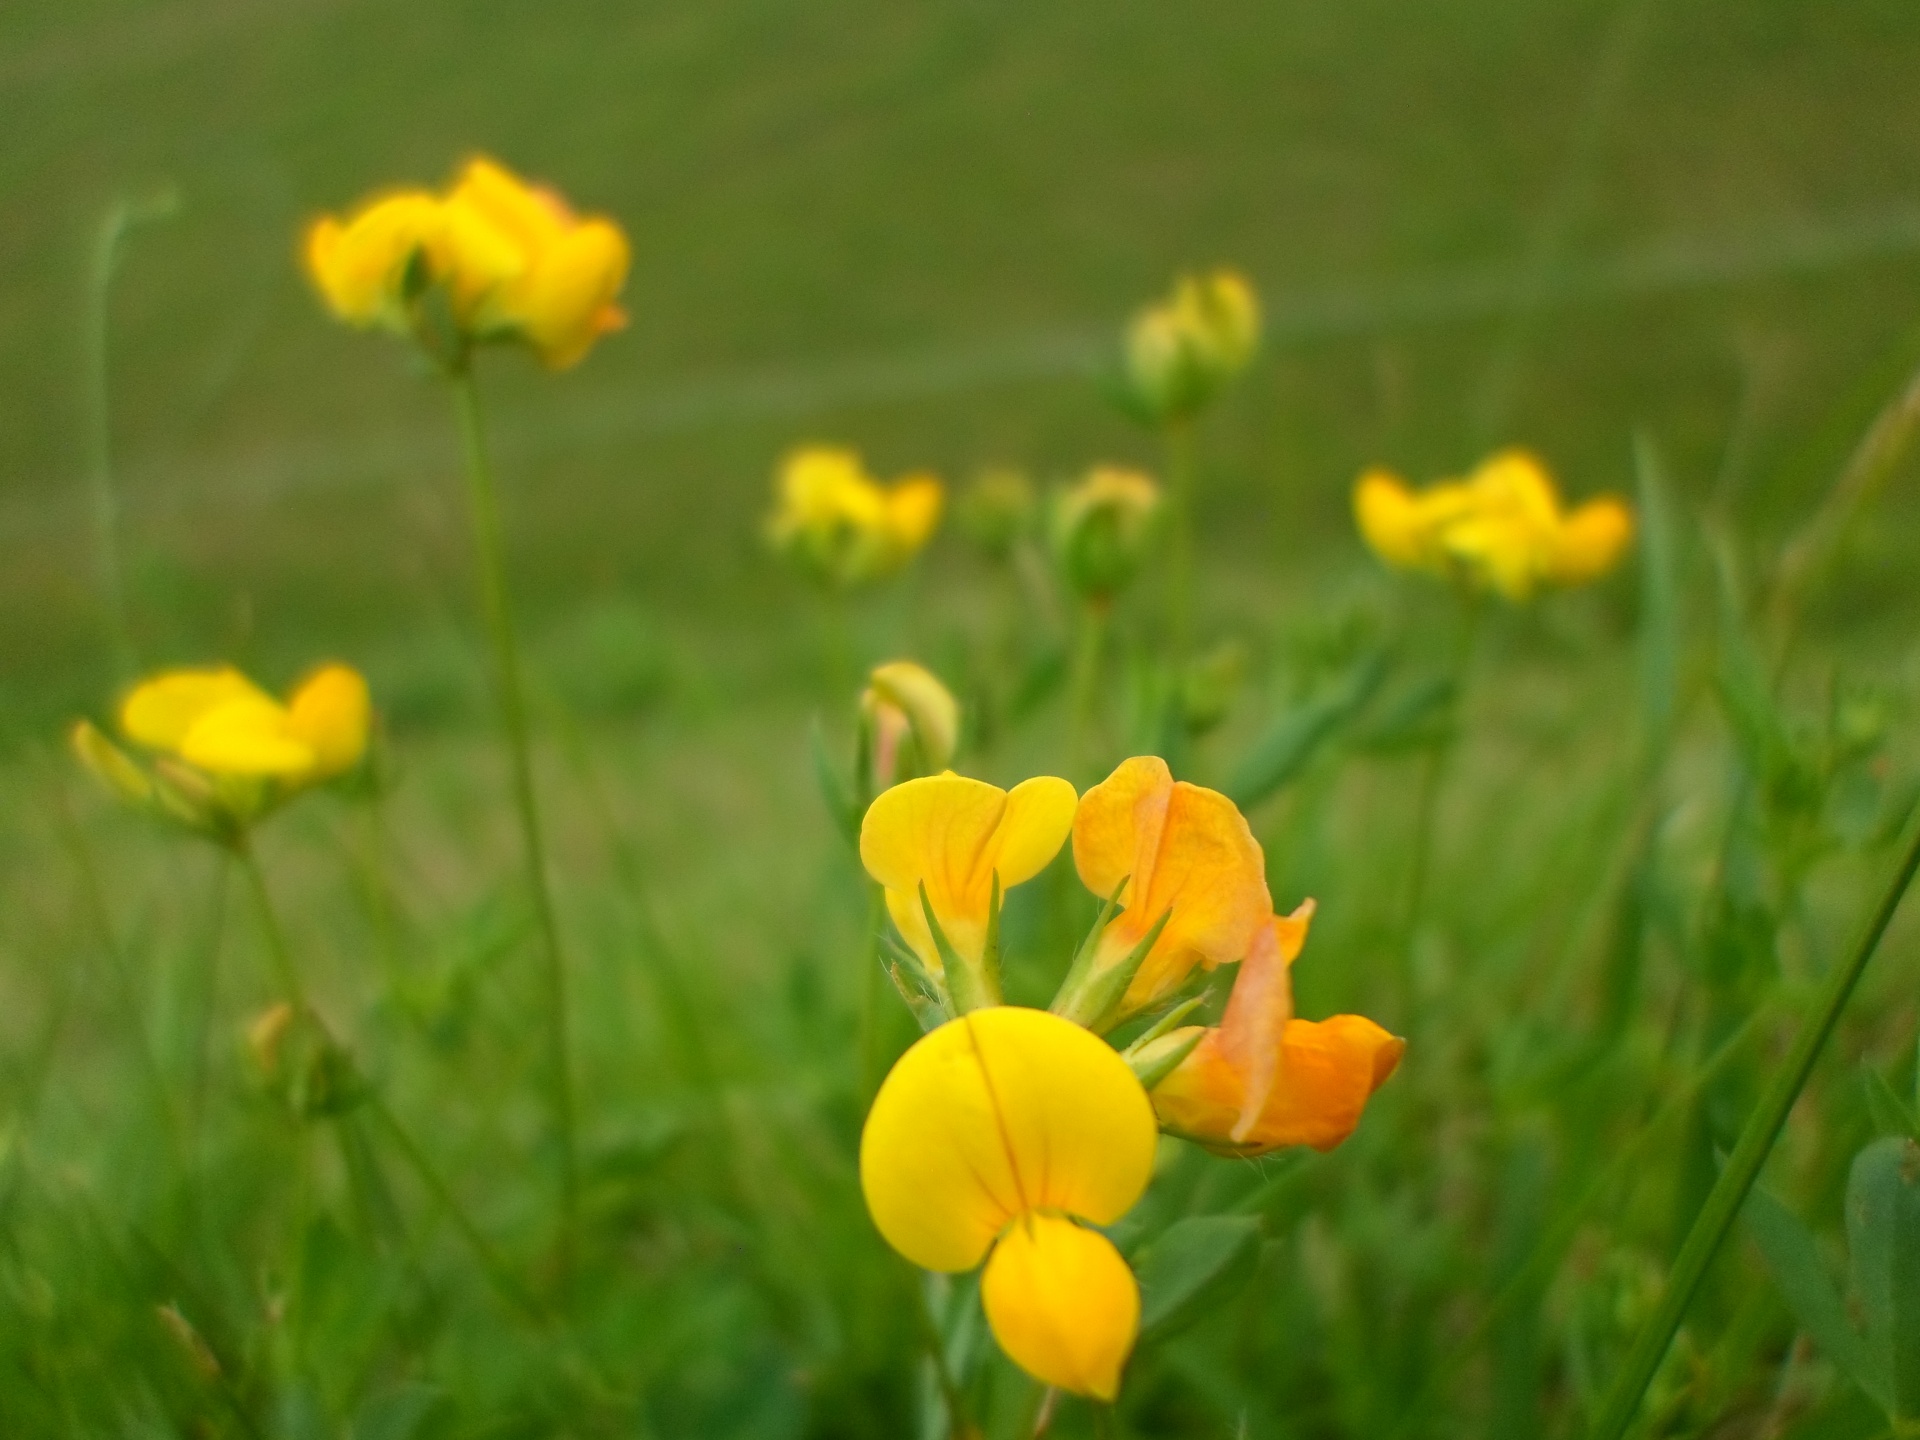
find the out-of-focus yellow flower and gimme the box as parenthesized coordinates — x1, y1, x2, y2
(1134, 902, 1404, 1154)
(1049, 466, 1162, 605)
(1354, 449, 1634, 601)
(1124, 268, 1261, 423)
(955, 467, 1036, 562)
(1055, 756, 1270, 1029)
(861, 1006, 1155, 1399)
(861, 661, 960, 787)
(73, 663, 373, 837)
(766, 445, 943, 589)
(860, 772, 1076, 1010)
(304, 156, 629, 370)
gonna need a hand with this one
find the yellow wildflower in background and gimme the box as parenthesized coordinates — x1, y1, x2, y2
(860, 661, 960, 787)
(305, 155, 629, 370)
(1355, 449, 1634, 601)
(766, 445, 943, 589)
(861, 1006, 1156, 1399)
(1049, 466, 1163, 605)
(860, 772, 1076, 1011)
(1134, 902, 1404, 1154)
(1054, 756, 1271, 1029)
(72, 663, 372, 837)
(1125, 268, 1262, 423)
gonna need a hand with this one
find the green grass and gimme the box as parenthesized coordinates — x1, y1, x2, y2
(7, 1, 1920, 1436)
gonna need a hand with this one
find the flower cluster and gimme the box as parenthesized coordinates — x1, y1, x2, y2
(1355, 448, 1634, 601)
(305, 156, 630, 370)
(765, 445, 944, 589)
(1049, 466, 1163, 607)
(1124, 268, 1262, 424)
(856, 755, 1400, 1398)
(72, 664, 372, 840)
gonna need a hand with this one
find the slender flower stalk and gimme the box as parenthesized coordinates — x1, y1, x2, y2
(449, 365, 579, 1285)
(1162, 418, 1197, 678)
(1587, 811, 1920, 1440)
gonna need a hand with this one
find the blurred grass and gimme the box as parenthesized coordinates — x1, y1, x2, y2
(7, 1, 1920, 1437)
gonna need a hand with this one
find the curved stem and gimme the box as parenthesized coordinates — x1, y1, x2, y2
(448, 366, 578, 1287)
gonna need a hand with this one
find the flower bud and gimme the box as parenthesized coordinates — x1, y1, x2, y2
(1123, 268, 1261, 423)
(956, 468, 1036, 563)
(861, 661, 960, 787)
(1049, 467, 1162, 605)
(246, 1002, 295, 1081)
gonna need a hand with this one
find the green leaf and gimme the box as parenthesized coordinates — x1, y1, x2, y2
(1862, 1063, 1920, 1142)
(1226, 650, 1386, 809)
(1133, 1214, 1263, 1339)
(1633, 430, 1681, 762)
(1847, 1135, 1920, 1419)
(1743, 1183, 1891, 1413)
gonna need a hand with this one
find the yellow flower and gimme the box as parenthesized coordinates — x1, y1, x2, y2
(305, 156, 629, 370)
(1124, 268, 1262, 422)
(76, 663, 373, 835)
(1055, 756, 1271, 1029)
(1134, 903, 1404, 1155)
(1354, 449, 1634, 600)
(766, 445, 944, 589)
(1049, 467, 1163, 604)
(860, 772, 1077, 1011)
(861, 661, 960, 787)
(861, 1007, 1155, 1399)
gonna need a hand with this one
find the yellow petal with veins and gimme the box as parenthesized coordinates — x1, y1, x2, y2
(859, 1007, 1156, 1273)
(981, 1213, 1138, 1401)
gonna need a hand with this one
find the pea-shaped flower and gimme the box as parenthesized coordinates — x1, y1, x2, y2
(766, 446, 944, 590)
(860, 661, 960, 789)
(1133, 903, 1404, 1154)
(71, 663, 372, 840)
(1049, 467, 1163, 606)
(1123, 268, 1261, 424)
(1355, 449, 1633, 601)
(1053, 757, 1271, 1031)
(861, 1006, 1156, 1400)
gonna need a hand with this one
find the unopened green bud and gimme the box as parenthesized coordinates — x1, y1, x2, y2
(1050, 467, 1163, 604)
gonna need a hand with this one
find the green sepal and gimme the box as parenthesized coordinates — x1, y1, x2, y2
(1123, 1026, 1204, 1092)
(1048, 876, 1130, 1017)
(918, 881, 1000, 1013)
(1051, 900, 1173, 1034)
(881, 931, 952, 1021)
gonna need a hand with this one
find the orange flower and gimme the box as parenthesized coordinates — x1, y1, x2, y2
(1139, 902, 1403, 1154)
(1054, 756, 1270, 1030)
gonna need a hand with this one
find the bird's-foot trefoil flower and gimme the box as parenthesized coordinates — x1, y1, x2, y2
(305, 155, 630, 372)
(71, 663, 372, 842)
(1130, 901, 1404, 1154)
(1051, 756, 1271, 1032)
(861, 1006, 1156, 1400)
(860, 661, 960, 792)
(860, 772, 1076, 1015)
(1355, 449, 1634, 601)
(1123, 268, 1261, 424)
(766, 445, 944, 590)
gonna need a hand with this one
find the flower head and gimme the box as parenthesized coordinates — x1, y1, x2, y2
(73, 663, 372, 838)
(1136, 902, 1404, 1154)
(860, 772, 1076, 1011)
(1355, 449, 1633, 601)
(766, 446, 943, 590)
(861, 1006, 1155, 1399)
(1049, 467, 1163, 605)
(1124, 268, 1261, 423)
(1055, 757, 1270, 1029)
(955, 467, 1037, 563)
(861, 661, 960, 788)
(305, 156, 629, 370)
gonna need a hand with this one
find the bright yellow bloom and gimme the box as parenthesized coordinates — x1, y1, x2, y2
(1125, 268, 1262, 422)
(1049, 466, 1163, 604)
(860, 772, 1076, 1008)
(1139, 903, 1404, 1155)
(861, 660, 960, 786)
(305, 156, 629, 370)
(76, 663, 373, 834)
(1354, 449, 1634, 601)
(1060, 756, 1271, 1026)
(861, 1007, 1155, 1399)
(766, 445, 944, 589)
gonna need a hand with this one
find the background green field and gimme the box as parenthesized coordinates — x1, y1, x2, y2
(7, 1, 1920, 1436)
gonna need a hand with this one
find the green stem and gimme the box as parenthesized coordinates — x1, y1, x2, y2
(1162, 418, 1197, 674)
(1398, 596, 1481, 992)
(1586, 812, 1920, 1440)
(856, 881, 886, 1102)
(236, 838, 308, 1018)
(448, 365, 578, 1287)
(1068, 599, 1110, 777)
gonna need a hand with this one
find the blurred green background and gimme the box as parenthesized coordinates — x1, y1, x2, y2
(9, 2, 1920, 1437)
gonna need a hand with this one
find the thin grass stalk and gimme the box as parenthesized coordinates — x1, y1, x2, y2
(1586, 811, 1920, 1440)
(1397, 595, 1481, 995)
(448, 366, 579, 1286)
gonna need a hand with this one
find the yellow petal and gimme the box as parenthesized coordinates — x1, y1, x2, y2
(981, 1213, 1138, 1401)
(866, 661, 960, 774)
(860, 1007, 1156, 1273)
(285, 664, 371, 780)
(302, 192, 445, 327)
(860, 773, 1074, 976)
(1549, 496, 1634, 585)
(1353, 469, 1431, 571)
(120, 667, 275, 753)
(1072, 757, 1271, 1016)
(178, 697, 315, 778)
(447, 156, 568, 257)
(520, 219, 631, 369)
